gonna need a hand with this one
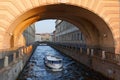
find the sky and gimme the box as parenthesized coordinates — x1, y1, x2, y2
(35, 19, 56, 34)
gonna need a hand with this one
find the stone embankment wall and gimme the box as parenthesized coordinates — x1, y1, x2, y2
(50, 44, 120, 80)
(0, 42, 38, 80)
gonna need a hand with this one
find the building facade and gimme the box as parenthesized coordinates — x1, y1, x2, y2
(35, 34, 42, 42)
(50, 31, 56, 42)
(54, 20, 85, 46)
(35, 33, 51, 42)
(23, 24, 35, 45)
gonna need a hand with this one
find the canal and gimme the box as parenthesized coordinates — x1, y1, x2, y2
(18, 45, 109, 80)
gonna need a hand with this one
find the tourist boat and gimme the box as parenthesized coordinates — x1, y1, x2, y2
(44, 55, 63, 71)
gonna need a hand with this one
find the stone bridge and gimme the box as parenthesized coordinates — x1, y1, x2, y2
(0, 0, 120, 80)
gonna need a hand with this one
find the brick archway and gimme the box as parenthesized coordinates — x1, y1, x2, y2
(0, 0, 119, 54)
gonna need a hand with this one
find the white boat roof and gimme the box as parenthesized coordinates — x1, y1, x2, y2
(45, 55, 62, 61)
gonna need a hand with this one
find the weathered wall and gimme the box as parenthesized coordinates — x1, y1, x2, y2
(51, 44, 120, 80)
(0, 42, 38, 80)
(0, 60, 24, 80)
(92, 57, 120, 80)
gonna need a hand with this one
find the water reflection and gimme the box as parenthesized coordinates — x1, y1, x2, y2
(18, 46, 108, 80)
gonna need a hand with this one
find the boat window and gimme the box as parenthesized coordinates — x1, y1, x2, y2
(53, 61, 62, 64)
(47, 60, 62, 64)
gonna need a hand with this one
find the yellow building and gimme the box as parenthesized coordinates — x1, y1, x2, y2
(35, 33, 51, 41)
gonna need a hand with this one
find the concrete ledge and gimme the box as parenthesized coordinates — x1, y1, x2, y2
(52, 45, 120, 80)
(92, 57, 120, 80)
(0, 59, 23, 80)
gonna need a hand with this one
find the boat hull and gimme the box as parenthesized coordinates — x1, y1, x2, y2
(45, 60, 62, 69)
(44, 55, 63, 71)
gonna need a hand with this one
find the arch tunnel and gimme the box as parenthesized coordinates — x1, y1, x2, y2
(7, 4, 115, 53)
(0, 1, 120, 80)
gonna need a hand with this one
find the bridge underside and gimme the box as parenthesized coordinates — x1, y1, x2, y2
(0, 0, 119, 54)
(0, 1, 120, 80)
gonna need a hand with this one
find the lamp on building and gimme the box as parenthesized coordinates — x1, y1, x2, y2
(9, 33, 13, 36)
(103, 33, 107, 38)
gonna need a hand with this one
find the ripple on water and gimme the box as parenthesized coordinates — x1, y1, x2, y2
(18, 46, 109, 80)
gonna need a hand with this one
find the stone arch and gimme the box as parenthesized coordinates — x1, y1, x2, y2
(7, 4, 114, 53)
(0, 0, 119, 53)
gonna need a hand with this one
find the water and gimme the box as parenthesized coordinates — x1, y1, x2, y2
(18, 46, 109, 80)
